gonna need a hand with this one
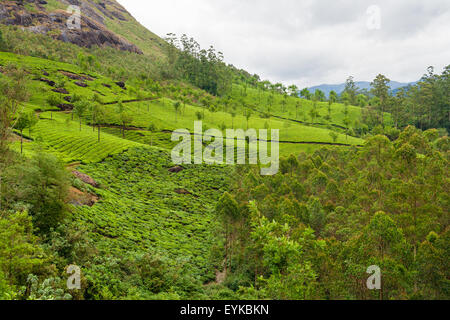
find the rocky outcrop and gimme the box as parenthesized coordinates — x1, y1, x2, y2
(52, 87, 69, 94)
(0, 0, 143, 54)
(39, 77, 55, 86)
(59, 70, 94, 81)
(168, 166, 184, 173)
(72, 170, 100, 188)
(58, 103, 74, 111)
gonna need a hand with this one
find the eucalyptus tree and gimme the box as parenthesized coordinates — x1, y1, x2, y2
(295, 101, 301, 119)
(245, 109, 252, 129)
(300, 88, 311, 100)
(74, 99, 89, 131)
(94, 105, 106, 142)
(344, 76, 359, 105)
(288, 84, 299, 97)
(371, 74, 391, 127)
(315, 89, 326, 102)
(173, 101, 181, 123)
(14, 112, 34, 154)
(328, 90, 338, 116)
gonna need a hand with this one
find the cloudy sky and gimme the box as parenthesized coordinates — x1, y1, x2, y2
(118, 0, 450, 88)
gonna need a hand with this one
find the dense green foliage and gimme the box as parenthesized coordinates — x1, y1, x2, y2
(216, 127, 449, 299)
(391, 67, 449, 132)
(164, 34, 232, 96)
(0, 5, 448, 300)
(74, 147, 231, 299)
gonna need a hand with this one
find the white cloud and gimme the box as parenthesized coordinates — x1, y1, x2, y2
(118, 0, 450, 87)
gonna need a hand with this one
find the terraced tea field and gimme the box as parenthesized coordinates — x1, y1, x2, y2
(14, 112, 142, 163)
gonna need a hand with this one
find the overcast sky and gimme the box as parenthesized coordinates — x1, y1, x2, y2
(118, 0, 450, 88)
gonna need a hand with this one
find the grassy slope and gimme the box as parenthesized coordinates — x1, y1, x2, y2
(13, 112, 142, 163)
(233, 85, 393, 129)
(76, 147, 231, 283)
(2, 50, 377, 293)
(4, 51, 231, 289)
(3, 52, 364, 163)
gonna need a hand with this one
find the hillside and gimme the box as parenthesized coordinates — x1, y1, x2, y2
(0, 0, 165, 56)
(0, 0, 448, 303)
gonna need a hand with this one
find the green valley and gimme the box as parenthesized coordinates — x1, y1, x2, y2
(0, 0, 448, 303)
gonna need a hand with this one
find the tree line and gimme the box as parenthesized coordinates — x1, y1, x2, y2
(215, 126, 449, 299)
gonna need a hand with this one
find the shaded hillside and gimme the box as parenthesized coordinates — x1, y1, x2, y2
(0, 0, 165, 56)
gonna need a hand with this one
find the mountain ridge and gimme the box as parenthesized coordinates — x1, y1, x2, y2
(309, 80, 418, 97)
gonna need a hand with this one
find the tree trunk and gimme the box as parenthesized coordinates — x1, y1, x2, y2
(98, 125, 101, 142)
(224, 224, 229, 276)
(20, 129, 23, 154)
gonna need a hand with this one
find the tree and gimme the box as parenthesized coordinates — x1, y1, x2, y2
(281, 95, 287, 113)
(315, 89, 325, 102)
(173, 101, 181, 122)
(230, 111, 236, 129)
(341, 91, 350, 106)
(328, 90, 338, 116)
(363, 212, 407, 299)
(200, 97, 211, 119)
(288, 84, 298, 97)
(14, 112, 30, 154)
(267, 94, 274, 112)
(0, 211, 43, 285)
(371, 74, 391, 128)
(246, 109, 252, 129)
(55, 75, 67, 100)
(216, 192, 240, 275)
(309, 108, 318, 123)
(329, 90, 338, 104)
(295, 101, 301, 119)
(181, 96, 189, 115)
(115, 101, 133, 138)
(195, 111, 203, 121)
(74, 100, 88, 131)
(0, 64, 29, 156)
(119, 112, 133, 139)
(357, 94, 368, 108)
(344, 76, 358, 105)
(70, 93, 82, 120)
(93, 105, 106, 142)
(46, 93, 61, 120)
(329, 131, 338, 143)
(8, 153, 70, 234)
(343, 118, 351, 140)
(300, 88, 311, 100)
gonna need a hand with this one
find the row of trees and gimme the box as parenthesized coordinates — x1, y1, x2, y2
(164, 34, 233, 96)
(298, 66, 449, 135)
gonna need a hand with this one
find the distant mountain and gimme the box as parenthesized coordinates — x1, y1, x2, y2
(309, 81, 418, 97)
